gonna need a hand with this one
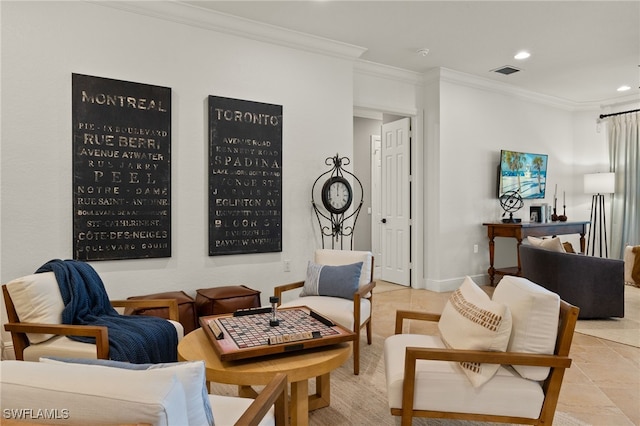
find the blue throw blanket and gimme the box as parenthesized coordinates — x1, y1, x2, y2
(36, 259, 178, 364)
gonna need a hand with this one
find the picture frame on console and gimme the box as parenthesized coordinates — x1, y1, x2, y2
(530, 206, 543, 223)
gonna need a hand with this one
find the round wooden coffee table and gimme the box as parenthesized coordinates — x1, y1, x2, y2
(178, 327, 351, 426)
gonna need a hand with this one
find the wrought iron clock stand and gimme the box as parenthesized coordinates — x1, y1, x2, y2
(311, 153, 363, 250)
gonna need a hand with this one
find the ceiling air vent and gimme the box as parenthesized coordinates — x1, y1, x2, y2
(492, 66, 521, 75)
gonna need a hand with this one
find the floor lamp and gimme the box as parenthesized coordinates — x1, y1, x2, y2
(584, 172, 615, 257)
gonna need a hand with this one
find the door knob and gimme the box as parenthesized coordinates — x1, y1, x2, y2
(381, 218, 387, 224)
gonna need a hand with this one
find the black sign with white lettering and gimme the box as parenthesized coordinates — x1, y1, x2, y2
(208, 95, 282, 255)
(72, 73, 171, 261)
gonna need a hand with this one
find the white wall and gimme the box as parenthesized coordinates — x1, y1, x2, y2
(423, 70, 610, 291)
(0, 2, 358, 353)
(352, 65, 616, 292)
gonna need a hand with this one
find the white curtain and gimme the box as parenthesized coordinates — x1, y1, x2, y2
(608, 111, 639, 259)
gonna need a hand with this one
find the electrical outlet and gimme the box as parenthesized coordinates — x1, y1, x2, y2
(283, 260, 291, 272)
(473, 244, 479, 254)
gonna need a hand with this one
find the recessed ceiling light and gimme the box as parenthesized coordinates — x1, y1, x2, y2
(514, 51, 531, 60)
(617, 85, 631, 92)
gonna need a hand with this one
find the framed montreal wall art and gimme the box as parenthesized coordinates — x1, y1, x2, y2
(72, 73, 171, 261)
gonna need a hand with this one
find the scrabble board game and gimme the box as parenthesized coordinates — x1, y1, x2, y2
(200, 306, 355, 361)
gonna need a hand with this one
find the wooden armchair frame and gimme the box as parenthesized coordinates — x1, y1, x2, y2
(236, 372, 289, 426)
(273, 255, 375, 375)
(2, 284, 179, 361)
(391, 300, 579, 426)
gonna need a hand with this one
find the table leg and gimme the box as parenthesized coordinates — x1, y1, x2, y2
(291, 378, 309, 426)
(487, 235, 496, 285)
(515, 237, 523, 276)
(308, 373, 330, 410)
(238, 385, 257, 398)
(239, 373, 331, 425)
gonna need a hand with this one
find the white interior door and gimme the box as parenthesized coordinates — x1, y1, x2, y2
(370, 135, 382, 280)
(380, 118, 410, 286)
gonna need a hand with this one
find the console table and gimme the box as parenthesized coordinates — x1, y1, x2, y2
(483, 221, 589, 285)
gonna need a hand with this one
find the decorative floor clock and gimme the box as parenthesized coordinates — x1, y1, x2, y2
(312, 154, 363, 249)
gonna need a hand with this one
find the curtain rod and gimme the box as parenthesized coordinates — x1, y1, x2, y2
(599, 108, 640, 119)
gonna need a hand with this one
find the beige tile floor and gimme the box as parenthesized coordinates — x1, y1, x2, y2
(372, 282, 640, 426)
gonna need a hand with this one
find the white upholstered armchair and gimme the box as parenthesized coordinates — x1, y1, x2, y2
(384, 276, 579, 425)
(1, 359, 288, 426)
(3, 270, 183, 362)
(274, 249, 375, 375)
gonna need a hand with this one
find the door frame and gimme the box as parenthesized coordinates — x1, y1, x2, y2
(370, 135, 382, 280)
(358, 109, 422, 289)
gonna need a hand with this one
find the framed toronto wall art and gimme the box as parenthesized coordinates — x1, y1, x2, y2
(208, 95, 283, 256)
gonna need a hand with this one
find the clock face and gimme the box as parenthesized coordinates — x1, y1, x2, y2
(321, 176, 353, 214)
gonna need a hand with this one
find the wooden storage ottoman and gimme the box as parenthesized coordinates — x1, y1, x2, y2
(196, 285, 261, 317)
(125, 291, 198, 334)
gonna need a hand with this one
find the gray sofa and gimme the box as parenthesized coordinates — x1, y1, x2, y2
(519, 244, 624, 319)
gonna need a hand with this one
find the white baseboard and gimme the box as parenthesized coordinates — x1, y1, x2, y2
(424, 273, 488, 293)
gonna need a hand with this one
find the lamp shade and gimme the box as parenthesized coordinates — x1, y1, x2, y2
(584, 172, 615, 194)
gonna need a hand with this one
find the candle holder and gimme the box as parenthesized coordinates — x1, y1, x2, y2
(551, 208, 559, 222)
(558, 206, 567, 222)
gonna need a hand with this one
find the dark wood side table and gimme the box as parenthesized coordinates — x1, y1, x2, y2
(483, 221, 589, 285)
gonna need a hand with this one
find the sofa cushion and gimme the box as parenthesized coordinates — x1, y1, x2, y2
(437, 276, 512, 387)
(300, 261, 363, 300)
(41, 358, 213, 426)
(279, 295, 371, 329)
(0, 360, 189, 426)
(20, 320, 184, 362)
(624, 245, 640, 287)
(384, 334, 544, 419)
(5, 272, 65, 344)
(209, 394, 275, 426)
(519, 244, 624, 319)
(492, 275, 560, 380)
(527, 236, 566, 252)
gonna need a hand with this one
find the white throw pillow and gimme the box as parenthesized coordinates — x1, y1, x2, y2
(527, 236, 566, 253)
(438, 276, 512, 387)
(41, 358, 213, 426)
(624, 245, 639, 286)
(6, 272, 65, 343)
(492, 275, 560, 380)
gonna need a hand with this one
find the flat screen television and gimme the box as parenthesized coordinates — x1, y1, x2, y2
(497, 150, 548, 199)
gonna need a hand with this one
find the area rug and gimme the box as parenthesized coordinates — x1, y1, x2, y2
(574, 285, 640, 348)
(209, 334, 587, 425)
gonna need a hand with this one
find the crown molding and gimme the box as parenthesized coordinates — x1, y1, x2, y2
(598, 95, 640, 111)
(354, 60, 424, 86)
(90, 2, 629, 113)
(93, 1, 367, 62)
(433, 68, 636, 112)
(436, 68, 577, 111)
